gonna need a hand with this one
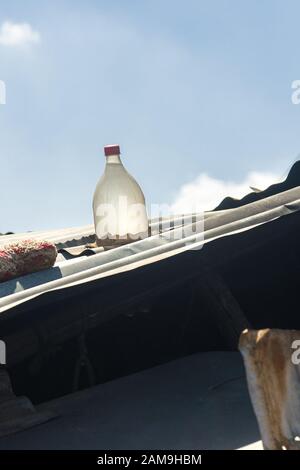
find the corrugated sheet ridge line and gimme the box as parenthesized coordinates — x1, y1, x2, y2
(0, 186, 300, 312)
(0, 212, 224, 248)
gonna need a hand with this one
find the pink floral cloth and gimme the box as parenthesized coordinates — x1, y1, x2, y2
(0, 240, 57, 282)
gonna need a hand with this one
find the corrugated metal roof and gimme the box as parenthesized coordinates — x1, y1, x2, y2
(0, 184, 300, 313)
(0, 167, 299, 449)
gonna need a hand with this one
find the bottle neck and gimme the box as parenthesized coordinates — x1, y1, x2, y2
(105, 154, 122, 165)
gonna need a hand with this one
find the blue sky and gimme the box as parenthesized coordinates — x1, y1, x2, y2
(1, 0, 300, 232)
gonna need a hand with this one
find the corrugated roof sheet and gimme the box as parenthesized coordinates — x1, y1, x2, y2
(0, 178, 300, 313)
(1, 165, 300, 450)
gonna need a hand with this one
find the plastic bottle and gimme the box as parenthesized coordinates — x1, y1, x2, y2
(93, 145, 149, 246)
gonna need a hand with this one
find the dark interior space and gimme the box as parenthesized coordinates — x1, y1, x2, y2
(8, 280, 228, 405)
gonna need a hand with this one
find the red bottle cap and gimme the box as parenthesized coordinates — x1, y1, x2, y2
(104, 145, 120, 156)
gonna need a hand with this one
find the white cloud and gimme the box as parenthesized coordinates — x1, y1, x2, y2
(171, 171, 280, 213)
(0, 21, 40, 46)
